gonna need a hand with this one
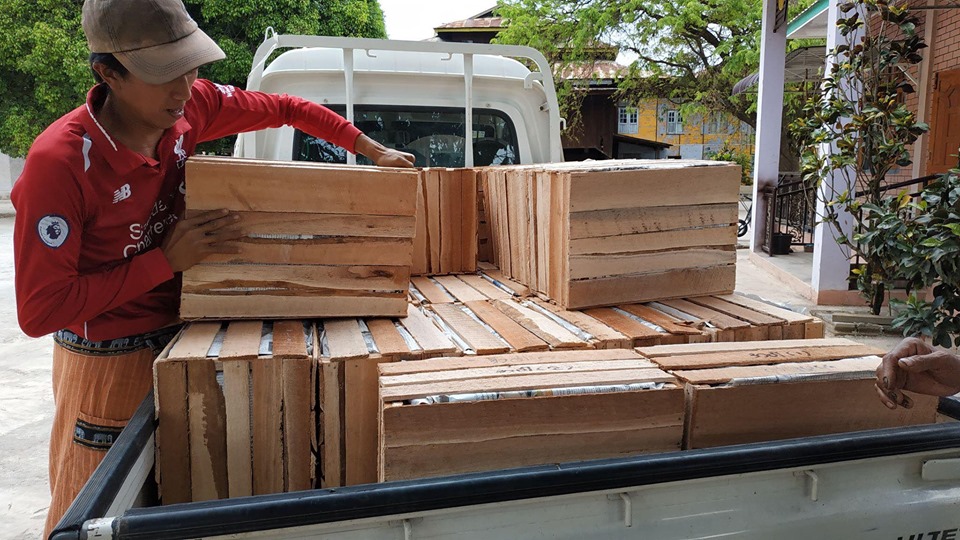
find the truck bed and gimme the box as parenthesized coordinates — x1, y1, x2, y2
(51, 392, 960, 539)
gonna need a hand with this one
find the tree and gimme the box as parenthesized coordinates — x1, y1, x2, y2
(791, 0, 928, 315)
(493, 0, 815, 166)
(0, 0, 387, 157)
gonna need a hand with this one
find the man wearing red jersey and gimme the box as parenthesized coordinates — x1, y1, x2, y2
(11, 0, 414, 534)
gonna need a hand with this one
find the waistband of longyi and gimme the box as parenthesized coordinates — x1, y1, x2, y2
(54, 324, 183, 356)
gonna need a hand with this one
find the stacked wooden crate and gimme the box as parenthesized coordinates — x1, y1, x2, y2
(411, 168, 478, 275)
(181, 156, 419, 318)
(480, 160, 741, 309)
(378, 349, 685, 481)
(636, 338, 940, 449)
(154, 320, 315, 504)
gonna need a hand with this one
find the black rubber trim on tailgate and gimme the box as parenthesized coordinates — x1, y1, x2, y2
(112, 421, 960, 540)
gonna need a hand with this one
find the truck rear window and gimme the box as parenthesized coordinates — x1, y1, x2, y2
(293, 106, 519, 167)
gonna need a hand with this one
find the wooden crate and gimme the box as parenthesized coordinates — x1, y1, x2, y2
(636, 338, 940, 449)
(153, 320, 316, 504)
(412, 168, 479, 275)
(378, 349, 685, 481)
(480, 160, 740, 309)
(317, 306, 461, 488)
(181, 156, 419, 319)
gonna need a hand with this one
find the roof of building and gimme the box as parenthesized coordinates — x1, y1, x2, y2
(435, 7, 503, 32)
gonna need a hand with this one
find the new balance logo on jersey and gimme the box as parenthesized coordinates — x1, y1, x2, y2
(113, 184, 132, 204)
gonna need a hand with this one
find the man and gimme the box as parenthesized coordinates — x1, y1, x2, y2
(11, 0, 414, 534)
(876, 337, 960, 409)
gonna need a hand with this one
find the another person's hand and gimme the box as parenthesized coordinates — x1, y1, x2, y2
(876, 336, 960, 409)
(161, 209, 243, 273)
(354, 133, 415, 168)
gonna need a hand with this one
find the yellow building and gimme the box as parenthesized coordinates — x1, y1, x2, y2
(617, 99, 755, 160)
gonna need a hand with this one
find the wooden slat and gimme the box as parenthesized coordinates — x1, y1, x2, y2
(187, 359, 228, 501)
(427, 169, 442, 274)
(674, 356, 882, 385)
(272, 320, 309, 359)
(181, 295, 408, 320)
(687, 380, 938, 449)
(412, 172, 430, 275)
(168, 322, 221, 359)
(569, 249, 736, 281)
(714, 293, 813, 323)
(618, 304, 704, 336)
(219, 323, 257, 500)
(411, 277, 455, 304)
(648, 344, 883, 370)
(433, 275, 488, 303)
(382, 360, 656, 387)
(252, 357, 284, 495)
(199, 239, 414, 266)
(456, 274, 512, 300)
(463, 300, 549, 353)
(460, 169, 479, 273)
(565, 265, 737, 310)
(183, 264, 408, 293)
(219, 321, 263, 360)
(399, 305, 458, 357)
(344, 356, 382, 486)
(381, 390, 684, 481)
(431, 303, 510, 355)
(569, 226, 736, 257)
(493, 300, 589, 350)
(283, 357, 314, 492)
(381, 368, 675, 401)
(320, 360, 344, 488)
(686, 296, 785, 326)
(582, 307, 663, 345)
(480, 266, 531, 297)
(186, 157, 419, 216)
(637, 338, 860, 358)
(380, 348, 644, 376)
(233, 211, 416, 238)
(366, 319, 411, 360)
(569, 204, 738, 239)
(567, 165, 740, 212)
(530, 299, 632, 349)
(657, 299, 751, 330)
(439, 168, 462, 274)
(324, 319, 370, 362)
(221, 360, 252, 498)
(154, 360, 191, 504)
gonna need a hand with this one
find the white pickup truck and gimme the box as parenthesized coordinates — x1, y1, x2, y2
(50, 35, 960, 540)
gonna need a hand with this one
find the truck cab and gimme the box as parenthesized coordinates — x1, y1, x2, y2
(233, 31, 564, 167)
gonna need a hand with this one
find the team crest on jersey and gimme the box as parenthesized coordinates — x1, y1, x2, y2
(174, 134, 187, 169)
(37, 215, 69, 248)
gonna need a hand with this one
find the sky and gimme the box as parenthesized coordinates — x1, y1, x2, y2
(379, 0, 498, 41)
(377, 0, 638, 65)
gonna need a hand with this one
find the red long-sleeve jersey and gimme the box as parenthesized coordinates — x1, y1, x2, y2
(12, 79, 362, 340)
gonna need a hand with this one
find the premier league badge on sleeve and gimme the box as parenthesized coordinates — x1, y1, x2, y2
(37, 215, 69, 248)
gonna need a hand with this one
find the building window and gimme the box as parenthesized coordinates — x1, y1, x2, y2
(618, 106, 638, 134)
(703, 113, 727, 135)
(666, 109, 683, 135)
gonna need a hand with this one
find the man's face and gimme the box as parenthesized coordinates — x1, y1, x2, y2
(111, 67, 199, 131)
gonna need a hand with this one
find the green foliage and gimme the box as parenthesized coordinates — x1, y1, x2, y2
(789, 0, 929, 315)
(706, 145, 753, 185)
(857, 167, 960, 347)
(493, 0, 816, 138)
(0, 0, 386, 157)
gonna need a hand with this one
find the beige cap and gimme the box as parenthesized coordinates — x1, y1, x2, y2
(82, 0, 226, 85)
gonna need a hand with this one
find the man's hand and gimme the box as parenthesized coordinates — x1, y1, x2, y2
(354, 133, 415, 168)
(161, 209, 243, 273)
(876, 336, 960, 409)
